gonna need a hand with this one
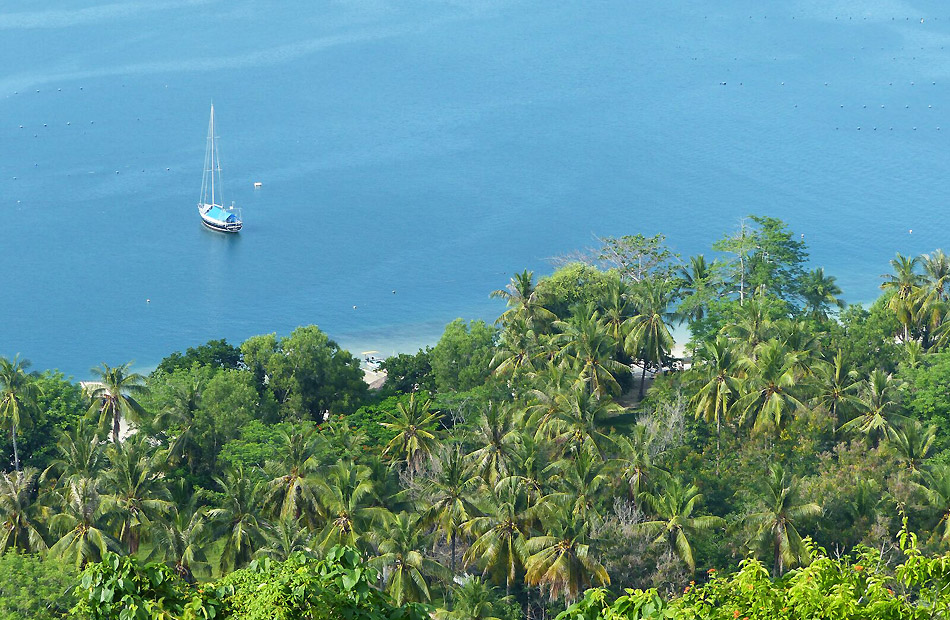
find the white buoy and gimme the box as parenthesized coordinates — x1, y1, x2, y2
(146, 299, 150, 303)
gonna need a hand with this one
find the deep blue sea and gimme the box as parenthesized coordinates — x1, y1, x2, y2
(2, 1, 950, 378)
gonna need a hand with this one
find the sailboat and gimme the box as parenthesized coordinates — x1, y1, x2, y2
(197, 104, 243, 232)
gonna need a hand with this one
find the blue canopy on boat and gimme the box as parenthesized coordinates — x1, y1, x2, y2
(206, 205, 237, 223)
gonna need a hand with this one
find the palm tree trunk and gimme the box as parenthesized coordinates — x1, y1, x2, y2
(10, 423, 20, 473)
(113, 408, 121, 443)
(638, 361, 647, 400)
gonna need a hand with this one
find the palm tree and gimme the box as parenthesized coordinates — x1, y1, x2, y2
(743, 465, 821, 577)
(547, 386, 620, 461)
(882, 253, 924, 299)
(155, 378, 204, 474)
(690, 338, 742, 441)
(542, 450, 611, 530)
(0, 355, 42, 472)
(256, 515, 316, 562)
(87, 362, 149, 443)
(553, 305, 629, 398)
(467, 403, 522, 485)
(677, 254, 720, 323)
(811, 350, 862, 433)
(491, 318, 541, 381)
(911, 464, 950, 543)
(922, 250, 950, 301)
(600, 278, 636, 357)
(148, 495, 212, 582)
(525, 511, 609, 603)
(609, 425, 664, 499)
(47, 477, 120, 568)
(881, 254, 924, 342)
(889, 420, 937, 473)
(206, 467, 267, 573)
(382, 393, 441, 474)
(625, 280, 676, 399)
(372, 512, 450, 605)
(315, 462, 392, 554)
(262, 428, 323, 523)
(100, 437, 172, 554)
(634, 476, 725, 573)
(40, 420, 105, 488)
(722, 296, 772, 351)
(464, 477, 532, 595)
(840, 369, 907, 443)
(491, 270, 556, 327)
(421, 446, 481, 577)
(442, 576, 511, 620)
(0, 467, 47, 553)
(735, 341, 806, 435)
(800, 268, 846, 321)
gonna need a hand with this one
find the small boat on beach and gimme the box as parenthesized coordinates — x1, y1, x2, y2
(197, 104, 242, 233)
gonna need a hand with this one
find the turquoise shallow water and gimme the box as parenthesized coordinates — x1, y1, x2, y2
(1, 1, 950, 377)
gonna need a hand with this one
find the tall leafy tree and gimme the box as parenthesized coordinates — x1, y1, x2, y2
(491, 270, 556, 327)
(148, 494, 212, 582)
(743, 465, 821, 577)
(811, 350, 862, 432)
(464, 477, 532, 595)
(47, 477, 119, 568)
(801, 268, 846, 321)
(625, 280, 676, 399)
(262, 427, 323, 522)
(421, 446, 481, 577)
(101, 437, 172, 554)
(372, 512, 450, 605)
(382, 393, 441, 474)
(911, 464, 950, 543)
(87, 362, 148, 444)
(735, 341, 805, 435)
(840, 369, 907, 443)
(525, 511, 609, 603)
(315, 462, 391, 553)
(634, 477, 725, 572)
(677, 254, 720, 323)
(554, 305, 629, 398)
(467, 403, 521, 486)
(40, 420, 105, 488)
(881, 254, 924, 342)
(889, 420, 936, 472)
(206, 467, 267, 573)
(0, 467, 47, 553)
(256, 515, 316, 563)
(690, 338, 742, 440)
(0, 355, 43, 472)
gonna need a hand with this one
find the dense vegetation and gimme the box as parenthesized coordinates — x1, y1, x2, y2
(4, 216, 950, 617)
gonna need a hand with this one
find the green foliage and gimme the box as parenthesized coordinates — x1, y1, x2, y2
(213, 546, 429, 620)
(0, 552, 77, 620)
(72, 552, 212, 620)
(712, 216, 808, 304)
(156, 339, 243, 375)
(379, 349, 434, 395)
(346, 398, 402, 451)
(241, 326, 367, 418)
(0, 371, 85, 472)
(558, 535, 950, 620)
(830, 300, 902, 376)
(899, 350, 950, 448)
(536, 263, 616, 319)
(430, 319, 497, 393)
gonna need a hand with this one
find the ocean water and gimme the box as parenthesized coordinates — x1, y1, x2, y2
(2, 0, 949, 378)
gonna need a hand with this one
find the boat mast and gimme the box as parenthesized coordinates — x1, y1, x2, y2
(209, 104, 216, 206)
